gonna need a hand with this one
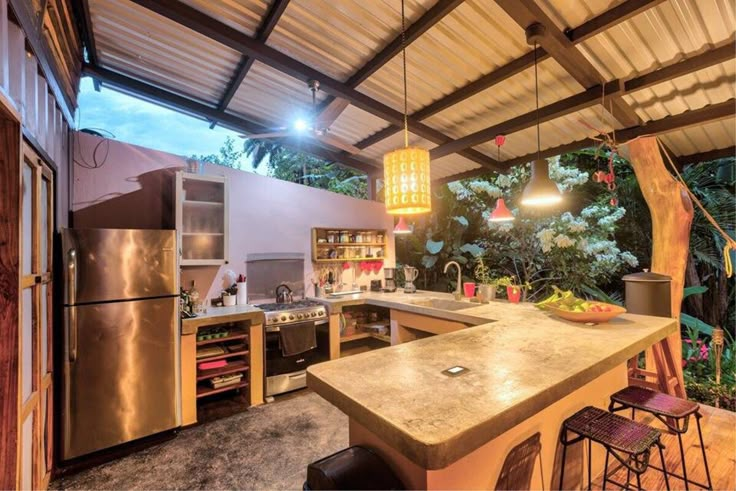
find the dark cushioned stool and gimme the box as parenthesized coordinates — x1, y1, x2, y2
(559, 406, 669, 490)
(304, 446, 405, 490)
(610, 385, 712, 490)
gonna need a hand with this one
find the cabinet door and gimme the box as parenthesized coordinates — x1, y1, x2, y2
(19, 143, 53, 490)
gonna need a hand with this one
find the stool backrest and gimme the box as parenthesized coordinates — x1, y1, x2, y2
(495, 432, 542, 491)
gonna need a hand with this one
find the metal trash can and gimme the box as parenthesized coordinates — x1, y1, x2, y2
(304, 446, 405, 490)
(622, 270, 672, 318)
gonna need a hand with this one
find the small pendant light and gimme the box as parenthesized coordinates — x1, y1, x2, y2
(489, 136, 514, 222)
(383, 0, 431, 215)
(520, 24, 562, 207)
(393, 216, 412, 234)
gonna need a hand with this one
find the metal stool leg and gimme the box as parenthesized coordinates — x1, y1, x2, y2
(635, 471, 642, 491)
(602, 449, 610, 491)
(587, 440, 592, 491)
(676, 431, 690, 490)
(696, 414, 713, 490)
(559, 433, 568, 491)
(658, 442, 671, 491)
(626, 408, 635, 488)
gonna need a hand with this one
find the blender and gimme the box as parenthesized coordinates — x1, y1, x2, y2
(403, 266, 419, 293)
(383, 268, 397, 292)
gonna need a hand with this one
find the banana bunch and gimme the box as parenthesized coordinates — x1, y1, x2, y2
(534, 286, 573, 310)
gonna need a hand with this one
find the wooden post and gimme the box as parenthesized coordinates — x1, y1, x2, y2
(627, 136, 692, 397)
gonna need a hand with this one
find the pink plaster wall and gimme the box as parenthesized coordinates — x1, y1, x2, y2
(72, 132, 395, 301)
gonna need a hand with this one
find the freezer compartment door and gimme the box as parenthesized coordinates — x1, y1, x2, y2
(62, 228, 177, 304)
(62, 297, 179, 460)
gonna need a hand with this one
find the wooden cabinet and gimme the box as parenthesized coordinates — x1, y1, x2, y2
(175, 172, 228, 266)
(311, 227, 387, 263)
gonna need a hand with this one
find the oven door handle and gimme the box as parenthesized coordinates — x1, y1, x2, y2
(289, 372, 307, 380)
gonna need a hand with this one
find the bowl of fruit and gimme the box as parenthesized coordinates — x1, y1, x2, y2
(535, 288, 626, 324)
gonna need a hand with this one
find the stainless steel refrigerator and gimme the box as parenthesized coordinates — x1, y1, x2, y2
(61, 228, 180, 460)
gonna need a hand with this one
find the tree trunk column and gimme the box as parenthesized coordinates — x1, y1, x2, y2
(627, 136, 692, 397)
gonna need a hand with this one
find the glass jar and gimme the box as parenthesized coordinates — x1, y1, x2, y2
(327, 231, 336, 243)
(355, 232, 363, 243)
(376, 233, 384, 244)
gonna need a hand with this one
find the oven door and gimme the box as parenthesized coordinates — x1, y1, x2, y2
(265, 320, 329, 377)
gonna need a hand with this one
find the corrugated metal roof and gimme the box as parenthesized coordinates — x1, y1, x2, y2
(356, 0, 529, 113)
(90, 0, 241, 102)
(268, 0, 437, 82)
(179, 0, 270, 37)
(660, 117, 735, 155)
(84, 0, 735, 181)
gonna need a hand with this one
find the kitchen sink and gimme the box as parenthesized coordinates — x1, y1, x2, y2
(409, 298, 475, 311)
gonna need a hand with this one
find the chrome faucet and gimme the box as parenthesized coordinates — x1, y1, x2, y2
(444, 261, 462, 300)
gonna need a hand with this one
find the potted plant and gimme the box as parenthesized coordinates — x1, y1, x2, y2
(497, 276, 530, 303)
(474, 256, 497, 303)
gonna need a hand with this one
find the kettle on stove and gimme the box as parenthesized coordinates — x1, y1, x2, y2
(275, 284, 293, 304)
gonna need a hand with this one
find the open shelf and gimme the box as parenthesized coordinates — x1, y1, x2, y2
(183, 200, 223, 207)
(197, 360, 249, 381)
(182, 232, 224, 236)
(195, 349, 250, 363)
(340, 332, 390, 344)
(197, 381, 249, 399)
(196, 331, 248, 346)
(314, 257, 384, 263)
(316, 243, 386, 247)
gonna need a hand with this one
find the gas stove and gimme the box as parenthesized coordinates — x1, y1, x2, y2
(256, 300, 327, 326)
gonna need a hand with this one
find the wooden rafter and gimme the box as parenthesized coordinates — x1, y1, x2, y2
(678, 145, 735, 166)
(430, 44, 735, 159)
(316, 0, 466, 120)
(209, 0, 291, 129)
(353, 0, 665, 152)
(82, 64, 379, 175)
(435, 99, 735, 185)
(495, 0, 641, 128)
(127, 0, 502, 172)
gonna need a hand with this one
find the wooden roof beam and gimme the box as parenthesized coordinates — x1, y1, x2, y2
(209, 0, 291, 129)
(354, 0, 665, 151)
(434, 99, 735, 184)
(495, 0, 641, 128)
(317, 0, 466, 119)
(128, 0, 502, 172)
(677, 145, 736, 166)
(430, 44, 734, 159)
(82, 64, 379, 175)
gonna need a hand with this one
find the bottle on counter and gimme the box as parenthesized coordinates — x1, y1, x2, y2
(189, 280, 200, 312)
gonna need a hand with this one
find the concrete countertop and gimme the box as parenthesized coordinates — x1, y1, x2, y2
(181, 304, 265, 334)
(306, 295, 677, 469)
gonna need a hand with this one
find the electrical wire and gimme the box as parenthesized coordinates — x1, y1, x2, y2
(534, 41, 540, 159)
(401, 0, 408, 148)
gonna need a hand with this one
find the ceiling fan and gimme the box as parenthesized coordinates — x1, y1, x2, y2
(240, 80, 360, 154)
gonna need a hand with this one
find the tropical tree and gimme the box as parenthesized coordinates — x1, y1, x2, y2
(190, 136, 247, 169)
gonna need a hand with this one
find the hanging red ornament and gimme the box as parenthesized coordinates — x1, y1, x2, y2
(495, 134, 506, 147)
(593, 170, 607, 183)
(610, 197, 619, 207)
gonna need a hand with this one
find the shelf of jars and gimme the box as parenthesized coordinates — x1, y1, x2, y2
(311, 228, 387, 263)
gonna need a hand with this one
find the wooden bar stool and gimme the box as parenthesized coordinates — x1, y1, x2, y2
(559, 406, 670, 491)
(609, 385, 713, 490)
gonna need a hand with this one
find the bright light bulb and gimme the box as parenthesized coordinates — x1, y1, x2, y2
(294, 119, 308, 132)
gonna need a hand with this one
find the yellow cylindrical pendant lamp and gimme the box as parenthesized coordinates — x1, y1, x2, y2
(383, 146, 431, 215)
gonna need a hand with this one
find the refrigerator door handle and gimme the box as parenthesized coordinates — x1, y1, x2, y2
(68, 307, 78, 362)
(68, 248, 78, 361)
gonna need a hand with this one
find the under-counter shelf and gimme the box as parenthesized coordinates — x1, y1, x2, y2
(196, 331, 249, 346)
(340, 332, 391, 344)
(196, 349, 250, 362)
(196, 381, 249, 398)
(197, 360, 250, 381)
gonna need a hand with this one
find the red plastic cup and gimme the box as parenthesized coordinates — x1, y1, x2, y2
(463, 282, 476, 298)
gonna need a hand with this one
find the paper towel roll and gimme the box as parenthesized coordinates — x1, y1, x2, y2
(236, 282, 248, 305)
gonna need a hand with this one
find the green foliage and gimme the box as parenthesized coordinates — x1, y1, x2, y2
(190, 136, 247, 169)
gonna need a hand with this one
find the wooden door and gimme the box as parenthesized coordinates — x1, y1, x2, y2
(19, 142, 54, 490)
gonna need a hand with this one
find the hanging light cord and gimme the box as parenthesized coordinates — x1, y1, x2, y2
(401, 0, 409, 148)
(534, 41, 541, 159)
